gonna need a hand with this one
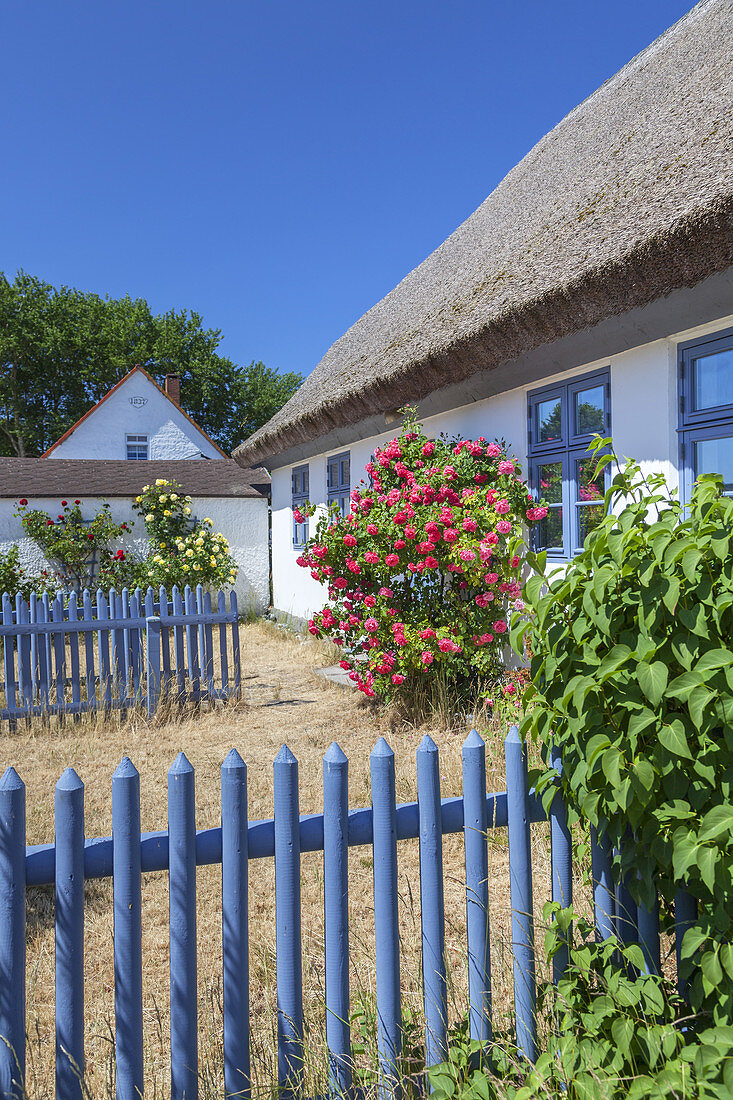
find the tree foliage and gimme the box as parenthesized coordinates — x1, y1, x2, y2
(0, 269, 301, 456)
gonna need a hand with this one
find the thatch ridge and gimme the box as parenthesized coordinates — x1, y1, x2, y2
(235, 0, 733, 466)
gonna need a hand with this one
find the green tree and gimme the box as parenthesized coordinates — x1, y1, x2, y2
(0, 269, 301, 456)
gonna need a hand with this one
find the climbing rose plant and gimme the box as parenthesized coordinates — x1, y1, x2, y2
(15, 498, 130, 591)
(297, 412, 546, 701)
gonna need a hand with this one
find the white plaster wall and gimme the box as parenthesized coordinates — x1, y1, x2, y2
(49, 371, 221, 460)
(270, 309, 733, 623)
(0, 494, 269, 612)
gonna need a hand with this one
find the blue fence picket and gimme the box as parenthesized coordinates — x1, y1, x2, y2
(146, 617, 162, 718)
(3, 595, 18, 732)
(274, 745, 304, 1092)
(68, 593, 82, 723)
(112, 758, 144, 1099)
(590, 825, 616, 941)
(371, 737, 402, 1098)
(0, 768, 25, 1100)
(549, 744, 572, 982)
(323, 743, 350, 1097)
(82, 591, 95, 706)
(121, 589, 132, 702)
(172, 586, 186, 700)
(505, 726, 537, 1063)
(462, 730, 492, 1043)
(184, 586, 201, 703)
(129, 590, 142, 700)
(675, 889, 698, 1000)
(15, 596, 31, 713)
(230, 592, 241, 699)
(196, 586, 208, 700)
(158, 586, 173, 694)
(218, 591, 230, 698)
(638, 892, 661, 976)
(417, 735, 447, 1072)
(42, 593, 53, 703)
(29, 594, 38, 705)
(96, 590, 113, 712)
(221, 750, 250, 1100)
(203, 591, 215, 700)
(53, 594, 66, 721)
(55, 768, 85, 1099)
(168, 753, 199, 1100)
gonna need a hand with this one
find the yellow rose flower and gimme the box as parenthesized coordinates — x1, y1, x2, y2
(155, 479, 166, 486)
(142, 485, 149, 491)
(193, 563, 201, 571)
(184, 506, 191, 515)
(145, 513, 154, 522)
(160, 542, 166, 549)
(159, 495, 167, 503)
(185, 549, 194, 558)
(170, 493, 178, 501)
(210, 556, 217, 567)
(204, 518, 212, 525)
(164, 509, 171, 517)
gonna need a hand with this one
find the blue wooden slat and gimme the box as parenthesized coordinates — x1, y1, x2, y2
(462, 730, 491, 1043)
(82, 591, 95, 706)
(590, 825, 616, 941)
(184, 586, 201, 703)
(203, 591, 215, 701)
(55, 768, 85, 1098)
(96, 591, 113, 712)
(172, 587, 186, 700)
(158, 587, 172, 693)
(168, 753, 198, 1100)
(549, 744, 572, 982)
(323, 743, 350, 1097)
(68, 593, 82, 723)
(417, 735, 447, 1074)
(121, 589, 132, 702)
(505, 726, 537, 1063)
(221, 749, 250, 1100)
(108, 589, 123, 703)
(15, 596, 31, 714)
(230, 592, 241, 699)
(0, 767, 25, 1100)
(196, 586, 207, 701)
(274, 745, 304, 1092)
(638, 892, 661, 976)
(218, 591, 229, 698)
(146, 617, 162, 717)
(371, 737, 401, 1098)
(128, 591, 141, 700)
(2, 596, 18, 734)
(112, 757, 144, 1099)
(42, 593, 53, 708)
(29, 594, 38, 704)
(53, 594, 66, 722)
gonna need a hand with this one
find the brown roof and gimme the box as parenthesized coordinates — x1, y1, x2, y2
(235, 0, 733, 467)
(0, 460, 269, 499)
(42, 365, 229, 459)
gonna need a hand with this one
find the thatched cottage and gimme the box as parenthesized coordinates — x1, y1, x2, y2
(234, 0, 733, 624)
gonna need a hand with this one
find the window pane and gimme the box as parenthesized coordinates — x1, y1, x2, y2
(536, 507, 563, 551)
(693, 348, 733, 412)
(537, 462, 562, 504)
(695, 435, 733, 494)
(537, 397, 562, 444)
(576, 459, 604, 504)
(576, 503, 605, 544)
(575, 385, 605, 436)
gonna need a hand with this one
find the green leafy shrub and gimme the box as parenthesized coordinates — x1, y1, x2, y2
(15, 497, 130, 591)
(298, 410, 545, 704)
(0, 545, 33, 599)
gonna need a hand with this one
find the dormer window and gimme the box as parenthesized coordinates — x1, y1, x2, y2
(126, 434, 149, 460)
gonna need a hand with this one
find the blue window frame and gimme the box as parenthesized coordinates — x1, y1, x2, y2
(126, 434, 148, 460)
(327, 451, 350, 517)
(527, 368, 611, 557)
(291, 464, 309, 547)
(679, 327, 733, 501)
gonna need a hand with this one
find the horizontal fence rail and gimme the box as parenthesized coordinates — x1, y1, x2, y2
(0, 584, 240, 726)
(0, 728, 675, 1100)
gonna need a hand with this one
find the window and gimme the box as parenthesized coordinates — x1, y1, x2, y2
(528, 369, 611, 557)
(126, 434, 148, 460)
(291, 464, 310, 547)
(327, 451, 350, 517)
(679, 327, 733, 500)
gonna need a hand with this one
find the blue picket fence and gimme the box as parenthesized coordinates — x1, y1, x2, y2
(0, 584, 241, 726)
(0, 728, 695, 1100)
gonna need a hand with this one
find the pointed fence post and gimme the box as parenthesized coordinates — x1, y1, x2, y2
(55, 768, 85, 1099)
(274, 745, 304, 1093)
(505, 726, 537, 1063)
(112, 758, 144, 1100)
(417, 735, 447, 1073)
(146, 616, 161, 717)
(549, 744, 572, 983)
(675, 889, 698, 1001)
(168, 753, 198, 1100)
(0, 768, 25, 1100)
(462, 730, 491, 1043)
(323, 743, 351, 1098)
(370, 737, 401, 1098)
(590, 825, 616, 941)
(221, 750, 250, 1100)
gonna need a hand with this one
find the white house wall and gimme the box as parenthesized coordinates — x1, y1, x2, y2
(271, 310, 733, 624)
(50, 372, 221, 460)
(0, 495, 269, 613)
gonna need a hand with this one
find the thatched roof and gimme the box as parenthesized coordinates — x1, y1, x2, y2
(235, 0, 733, 468)
(0, 460, 269, 499)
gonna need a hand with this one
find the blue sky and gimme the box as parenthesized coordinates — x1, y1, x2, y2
(2, 1, 693, 379)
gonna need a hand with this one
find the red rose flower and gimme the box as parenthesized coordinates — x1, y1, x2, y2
(61, 500, 68, 506)
(18, 498, 27, 506)
(74, 499, 81, 505)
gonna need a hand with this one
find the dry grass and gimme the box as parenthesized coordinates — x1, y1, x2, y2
(1, 621, 580, 1098)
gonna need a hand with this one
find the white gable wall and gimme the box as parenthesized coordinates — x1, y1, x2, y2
(50, 372, 221, 460)
(271, 309, 733, 624)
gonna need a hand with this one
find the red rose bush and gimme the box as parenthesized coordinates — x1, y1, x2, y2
(296, 412, 546, 702)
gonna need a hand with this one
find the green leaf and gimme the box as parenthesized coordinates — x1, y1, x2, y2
(637, 661, 668, 707)
(658, 721, 692, 759)
(698, 805, 733, 843)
